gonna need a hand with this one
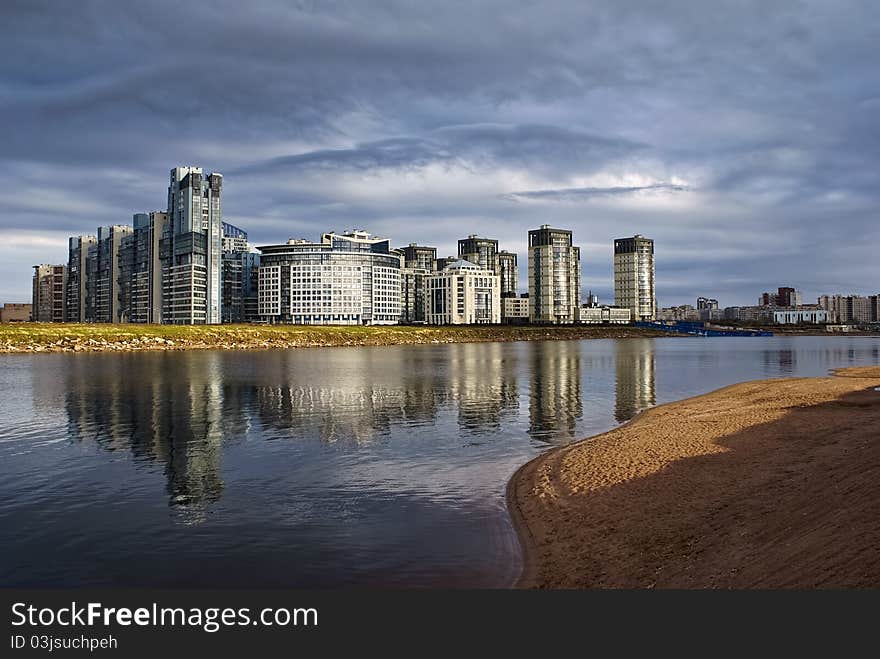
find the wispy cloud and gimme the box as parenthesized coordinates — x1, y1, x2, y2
(501, 183, 689, 202)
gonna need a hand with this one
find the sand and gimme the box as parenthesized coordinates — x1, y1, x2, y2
(508, 366, 880, 588)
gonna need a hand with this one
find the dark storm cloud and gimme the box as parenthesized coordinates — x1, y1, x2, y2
(1, 0, 879, 304)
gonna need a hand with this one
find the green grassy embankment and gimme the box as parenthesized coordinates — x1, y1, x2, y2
(0, 323, 678, 354)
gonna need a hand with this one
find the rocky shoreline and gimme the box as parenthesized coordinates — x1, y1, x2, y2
(0, 324, 682, 354)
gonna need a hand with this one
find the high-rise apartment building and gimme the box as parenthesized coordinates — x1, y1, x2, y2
(527, 225, 581, 324)
(161, 166, 223, 324)
(849, 296, 874, 323)
(497, 250, 518, 298)
(458, 235, 519, 297)
(89, 225, 133, 323)
(32, 264, 67, 322)
(614, 234, 655, 321)
(66, 235, 96, 322)
(398, 244, 438, 271)
(257, 230, 401, 325)
(425, 260, 500, 325)
(400, 267, 429, 324)
(458, 235, 498, 271)
(119, 212, 169, 323)
(220, 223, 259, 324)
(697, 297, 719, 310)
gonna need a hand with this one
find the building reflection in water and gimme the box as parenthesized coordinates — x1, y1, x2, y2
(446, 342, 519, 434)
(253, 343, 519, 442)
(61, 352, 230, 525)
(614, 339, 656, 423)
(528, 340, 583, 443)
(764, 349, 795, 374)
(255, 348, 437, 444)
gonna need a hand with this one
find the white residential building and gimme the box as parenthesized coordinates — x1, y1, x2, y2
(257, 230, 401, 325)
(502, 296, 529, 324)
(768, 309, 829, 324)
(426, 260, 500, 325)
(580, 305, 632, 324)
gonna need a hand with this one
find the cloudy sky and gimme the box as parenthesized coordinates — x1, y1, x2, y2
(2, 0, 878, 306)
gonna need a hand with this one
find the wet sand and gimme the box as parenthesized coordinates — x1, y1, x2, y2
(508, 366, 880, 588)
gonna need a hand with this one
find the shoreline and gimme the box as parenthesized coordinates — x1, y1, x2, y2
(507, 365, 880, 588)
(0, 324, 683, 354)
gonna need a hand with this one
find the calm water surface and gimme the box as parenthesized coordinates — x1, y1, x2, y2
(1, 336, 879, 587)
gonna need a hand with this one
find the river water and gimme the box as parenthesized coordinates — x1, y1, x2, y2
(1, 336, 878, 587)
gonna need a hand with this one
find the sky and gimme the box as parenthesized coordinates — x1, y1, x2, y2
(1, 0, 879, 307)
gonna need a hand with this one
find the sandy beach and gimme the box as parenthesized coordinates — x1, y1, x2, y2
(508, 365, 880, 588)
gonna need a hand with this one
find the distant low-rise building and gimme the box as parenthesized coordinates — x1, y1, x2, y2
(580, 305, 632, 324)
(426, 260, 500, 325)
(657, 305, 699, 322)
(723, 306, 764, 323)
(766, 309, 829, 325)
(502, 295, 529, 324)
(0, 303, 32, 323)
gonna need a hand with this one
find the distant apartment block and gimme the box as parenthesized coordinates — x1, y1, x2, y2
(32, 264, 67, 322)
(400, 266, 430, 324)
(458, 235, 498, 272)
(222, 252, 260, 324)
(760, 287, 802, 308)
(819, 294, 880, 324)
(724, 305, 829, 324)
(0, 303, 32, 323)
(66, 235, 96, 322)
(769, 309, 829, 324)
(614, 235, 655, 321)
(501, 295, 529, 324)
(657, 305, 699, 322)
(528, 225, 581, 324)
(220, 223, 259, 324)
(458, 235, 519, 298)
(161, 166, 224, 325)
(257, 230, 401, 325)
(434, 255, 457, 272)
(497, 251, 518, 298)
(118, 212, 169, 324)
(426, 260, 500, 325)
(222, 222, 248, 253)
(89, 224, 133, 323)
(398, 244, 438, 272)
(580, 305, 632, 324)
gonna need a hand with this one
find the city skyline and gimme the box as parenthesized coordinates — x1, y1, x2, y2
(2, 2, 880, 307)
